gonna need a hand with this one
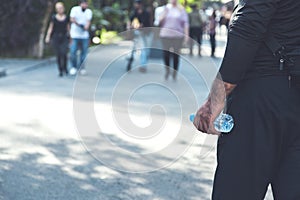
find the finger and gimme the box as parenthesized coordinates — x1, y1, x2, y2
(207, 123, 221, 135)
(194, 117, 209, 133)
(208, 128, 221, 135)
(193, 117, 203, 131)
(202, 120, 210, 133)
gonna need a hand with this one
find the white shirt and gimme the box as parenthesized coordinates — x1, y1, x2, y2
(70, 6, 92, 39)
(154, 5, 166, 26)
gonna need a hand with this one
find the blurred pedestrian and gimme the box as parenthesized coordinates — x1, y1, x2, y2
(69, 0, 92, 76)
(159, 0, 189, 81)
(128, 0, 152, 73)
(188, 4, 203, 56)
(209, 10, 217, 57)
(219, 13, 229, 30)
(45, 2, 70, 77)
(154, 0, 168, 27)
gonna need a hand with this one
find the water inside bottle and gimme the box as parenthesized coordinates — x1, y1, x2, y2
(214, 113, 234, 133)
(190, 113, 234, 133)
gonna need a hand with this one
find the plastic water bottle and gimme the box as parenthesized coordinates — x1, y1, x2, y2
(189, 112, 234, 133)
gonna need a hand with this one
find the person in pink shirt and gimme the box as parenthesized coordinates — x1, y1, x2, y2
(158, 0, 189, 81)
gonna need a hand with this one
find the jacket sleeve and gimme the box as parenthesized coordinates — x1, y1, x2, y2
(219, 0, 278, 84)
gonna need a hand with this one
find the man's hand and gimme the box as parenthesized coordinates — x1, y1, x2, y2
(193, 78, 236, 135)
(71, 17, 90, 31)
(78, 24, 85, 29)
(193, 98, 222, 135)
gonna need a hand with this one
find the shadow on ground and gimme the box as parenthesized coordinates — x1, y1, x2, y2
(0, 136, 213, 200)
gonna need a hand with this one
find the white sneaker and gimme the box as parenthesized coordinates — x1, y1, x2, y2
(79, 69, 87, 75)
(69, 67, 77, 75)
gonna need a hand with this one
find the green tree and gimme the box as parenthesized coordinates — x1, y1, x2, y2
(0, 0, 56, 58)
(0, 0, 206, 58)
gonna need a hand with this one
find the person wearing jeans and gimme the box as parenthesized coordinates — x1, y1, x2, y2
(69, 0, 92, 75)
(138, 30, 153, 68)
(70, 38, 89, 73)
(128, 0, 152, 73)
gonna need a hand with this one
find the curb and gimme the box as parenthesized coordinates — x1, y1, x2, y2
(0, 57, 56, 78)
(23, 57, 56, 73)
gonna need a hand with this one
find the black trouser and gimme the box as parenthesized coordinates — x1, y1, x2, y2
(189, 27, 203, 55)
(56, 54, 67, 74)
(52, 34, 68, 74)
(161, 37, 183, 71)
(209, 33, 216, 56)
(212, 75, 300, 200)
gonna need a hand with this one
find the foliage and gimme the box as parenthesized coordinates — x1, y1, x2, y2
(101, 5, 127, 32)
(91, 9, 110, 27)
(0, 0, 54, 57)
(100, 29, 122, 44)
(0, 0, 209, 57)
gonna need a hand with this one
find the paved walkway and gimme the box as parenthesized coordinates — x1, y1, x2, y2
(0, 34, 273, 200)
